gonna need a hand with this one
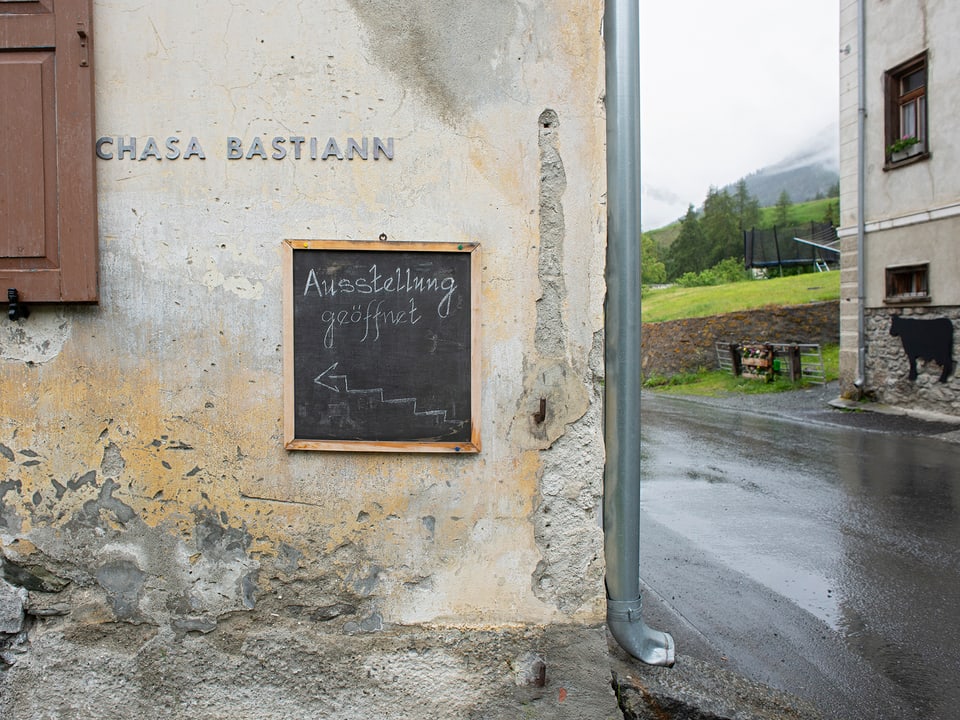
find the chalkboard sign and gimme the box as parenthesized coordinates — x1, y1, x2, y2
(283, 240, 481, 452)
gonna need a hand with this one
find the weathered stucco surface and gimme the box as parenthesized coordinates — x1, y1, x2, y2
(1, 1, 614, 716)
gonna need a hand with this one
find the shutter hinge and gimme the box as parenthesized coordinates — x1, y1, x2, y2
(8, 289, 29, 322)
(77, 23, 89, 67)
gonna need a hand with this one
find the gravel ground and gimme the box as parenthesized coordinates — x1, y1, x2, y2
(644, 380, 960, 441)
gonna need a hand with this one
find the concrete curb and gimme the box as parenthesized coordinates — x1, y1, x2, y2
(611, 651, 823, 720)
(828, 396, 960, 425)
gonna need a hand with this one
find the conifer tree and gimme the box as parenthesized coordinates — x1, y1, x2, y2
(666, 205, 706, 279)
(734, 179, 760, 232)
(701, 187, 740, 267)
(775, 190, 793, 228)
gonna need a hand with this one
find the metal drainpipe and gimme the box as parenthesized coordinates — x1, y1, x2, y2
(603, 0, 675, 666)
(855, 0, 867, 389)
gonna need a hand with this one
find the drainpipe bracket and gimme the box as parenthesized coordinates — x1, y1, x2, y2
(607, 597, 643, 623)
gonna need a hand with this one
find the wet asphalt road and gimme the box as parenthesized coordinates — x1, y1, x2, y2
(636, 385, 960, 720)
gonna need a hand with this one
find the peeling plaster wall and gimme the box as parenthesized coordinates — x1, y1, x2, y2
(1, 2, 609, 715)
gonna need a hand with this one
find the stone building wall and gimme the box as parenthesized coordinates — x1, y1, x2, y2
(837, 0, 960, 413)
(864, 307, 960, 413)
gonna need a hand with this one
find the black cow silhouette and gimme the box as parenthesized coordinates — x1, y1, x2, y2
(889, 315, 954, 382)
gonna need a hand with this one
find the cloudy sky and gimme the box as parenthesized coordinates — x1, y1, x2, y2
(639, 0, 840, 229)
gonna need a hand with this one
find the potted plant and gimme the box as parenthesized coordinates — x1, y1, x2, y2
(888, 134, 923, 162)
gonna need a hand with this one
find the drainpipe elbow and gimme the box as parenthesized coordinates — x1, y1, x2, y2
(607, 597, 675, 667)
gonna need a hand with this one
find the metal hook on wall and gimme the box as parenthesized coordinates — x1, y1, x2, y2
(8, 289, 29, 321)
(532, 398, 547, 424)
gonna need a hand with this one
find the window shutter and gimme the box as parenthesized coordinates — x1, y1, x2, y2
(0, 0, 98, 303)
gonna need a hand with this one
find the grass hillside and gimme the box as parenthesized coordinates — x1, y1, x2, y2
(644, 222, 681, 250)
(642, 272, 842, 392)
(642, 271, 840, 323)
(757, 197, 837, 227)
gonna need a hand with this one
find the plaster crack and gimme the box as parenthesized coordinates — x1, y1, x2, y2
(238, 493, 324, 508)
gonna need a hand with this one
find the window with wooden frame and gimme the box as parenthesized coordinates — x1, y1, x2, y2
(885, 52, 928, 167)
(0, 0, 99, 304)
(885, 263, 930, 304)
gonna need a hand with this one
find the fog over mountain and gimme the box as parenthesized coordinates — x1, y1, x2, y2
(643, 122, 840, 231)
(726, 122, 839, 207)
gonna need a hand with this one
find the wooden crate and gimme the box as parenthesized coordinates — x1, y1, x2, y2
(740, 345, 773, 380)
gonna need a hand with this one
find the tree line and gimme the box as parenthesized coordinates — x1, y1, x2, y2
(642, 179, 839, 284)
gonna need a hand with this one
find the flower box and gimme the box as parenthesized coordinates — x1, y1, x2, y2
(738, 344, 773, 381)
(890, 141, 924, 163)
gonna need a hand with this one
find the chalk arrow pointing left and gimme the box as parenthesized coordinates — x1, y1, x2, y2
(314, 362, 341, 392)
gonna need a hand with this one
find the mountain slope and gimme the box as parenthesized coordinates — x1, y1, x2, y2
(725, 123, 839, 206)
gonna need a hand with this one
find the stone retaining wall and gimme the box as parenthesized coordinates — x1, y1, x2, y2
(641, 301, 840, 378)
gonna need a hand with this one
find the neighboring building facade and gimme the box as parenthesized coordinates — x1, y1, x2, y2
(1, 2, 618, 717)
(839, 0, 960, 414)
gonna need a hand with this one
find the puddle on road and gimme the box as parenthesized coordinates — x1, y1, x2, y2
(735, 555, 843, 630)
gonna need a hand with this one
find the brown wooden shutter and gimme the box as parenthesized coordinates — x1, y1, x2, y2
(0, 0, 98, 303)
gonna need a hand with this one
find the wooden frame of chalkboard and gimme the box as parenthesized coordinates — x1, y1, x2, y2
(283, 240, 481, 452)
